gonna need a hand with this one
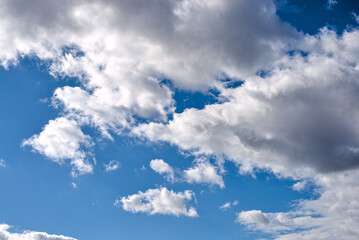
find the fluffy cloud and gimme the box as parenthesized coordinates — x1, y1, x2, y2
(104, 160, 120, 172)
(115, 187, 198, 217)
(0, 0, 298, 148)
(0, 224, 76, 240)
(237, 210, 269, 225)
(183, 160, 224, 188)
(22, 117, 94, 176)
(149, 158, 224, 187)
(149, 159, 175, 182)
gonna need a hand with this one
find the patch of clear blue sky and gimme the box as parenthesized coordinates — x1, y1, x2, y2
(1, 1, 355, 238)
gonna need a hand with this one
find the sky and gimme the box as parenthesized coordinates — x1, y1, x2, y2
(0, 0, 359, 239)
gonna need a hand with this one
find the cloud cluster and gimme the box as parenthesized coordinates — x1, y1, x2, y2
(115, 187, 198, 217)
(1, 0, 359, 237)
(0, 224, 76, 240)
(0, 0, 298, 175)
(135, 28, 359, 179)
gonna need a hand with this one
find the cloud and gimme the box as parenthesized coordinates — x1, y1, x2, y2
(149, 159, 175, 182)
(183, 160, 224, 188)
(219, 202, 231, 211)
(236, 170, 359, 239)
(220, 200, 238, 210)
(71, 182, 78, 189)
(0, 224, 76, 240)
(115, 187, 198, 217)
(149, 158, 224, 187)
(134, 28, 359, 179)
(291, 180, 307, 192)
(0, 0, 299, 144)
(104, 160, 120, 172)
(0, 159, 5, 168)
(237, 210, 269, 225)
(22, 117, 94, 176)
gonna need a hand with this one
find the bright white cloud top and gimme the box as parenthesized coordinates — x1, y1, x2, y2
(0, 0, 359, 239)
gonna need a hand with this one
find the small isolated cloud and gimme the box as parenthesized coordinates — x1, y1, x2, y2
(0, 224, 76, 240)
(0, 159, 5, 168)
(220, 200, 239, 211)
(220, 202, 231, 211)
(104, 160, 120, 172)
(150, 159, 175, 181)
(71, 182, 78, 189)
(22, 117, 94, 177)
(183, 160, 224, 188)
(116, 187, 198, 217)
(237, 210, 269, 225)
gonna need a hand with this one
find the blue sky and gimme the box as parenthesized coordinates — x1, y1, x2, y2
(1, 0, 359, 240)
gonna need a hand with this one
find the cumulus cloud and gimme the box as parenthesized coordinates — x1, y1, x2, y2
(0, 0, 298, 146)
(149, 159, 175, 182)
(183, 160, 224, 188)
(237, 210, 269, 225)
(1, 0, 359, 238)
(149, 158, 224, 187)
(115, 187, 198, 217)
(0, 224, 76, 240)
(134, 28, 359, 179)
(104, 160, 120, 172)
(22, 117, 94, 176)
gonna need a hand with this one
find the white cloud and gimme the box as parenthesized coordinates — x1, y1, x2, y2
(220, 200, 239, 211)
(104, 160, 120, 172)
(183, 160, 224, 188)
(237, 210, 269, 225)
(116, 187, 198, 217)
(149, 159, 175, 182)
(220, 202, 231, 211)
(71, 182, 78, 189)
(0, 159, 5, 168)
(0, 224, 76, 240)
(22, 117, 94, 176)
(291, 180, 307, 192)
(134, 28, 359, 179)
(1, 0, 359, 237)
(236, 170, 359, 239)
